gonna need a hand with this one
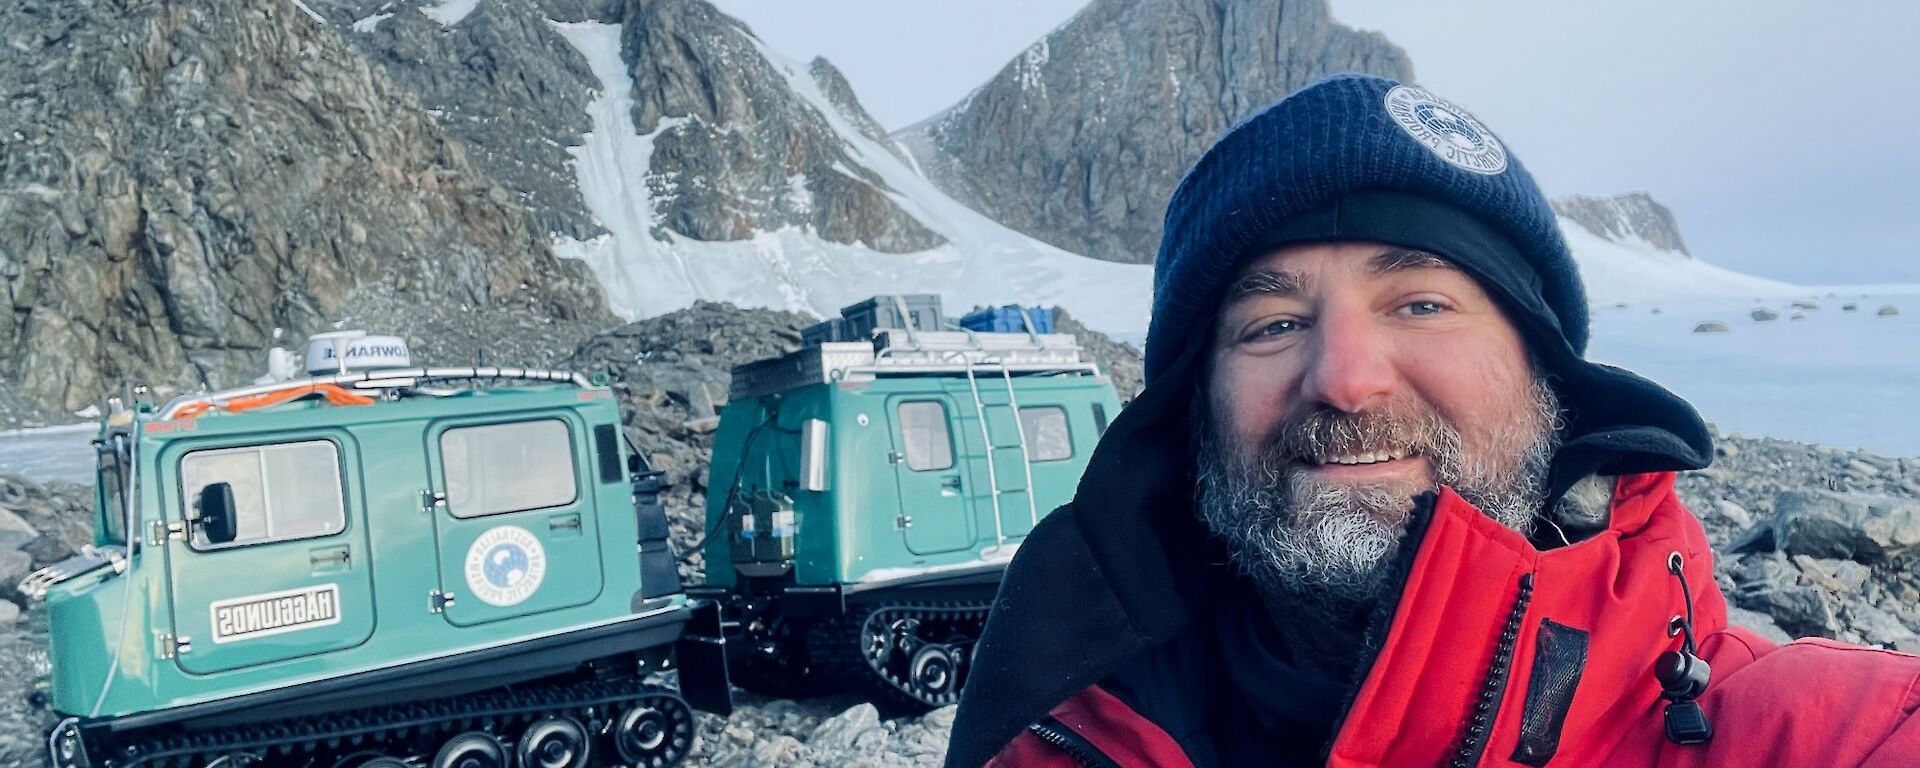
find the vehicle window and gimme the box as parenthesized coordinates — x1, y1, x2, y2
(441, 420, 577, 518)
(96, 439, 129, 545)
(180, 440, 344, 550)
(897, 401, 954, 471)
(1019, 406, 1073, 462)
(1092, 403, 1110, 436)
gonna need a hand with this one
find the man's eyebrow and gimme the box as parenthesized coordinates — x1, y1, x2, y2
(1223, 269, 1308, 302)
(1369, 248, 1457, 274)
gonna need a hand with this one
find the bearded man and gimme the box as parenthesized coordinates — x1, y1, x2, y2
(943, 75, 1920, 767)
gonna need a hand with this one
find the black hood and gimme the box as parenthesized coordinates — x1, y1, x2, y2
(943, 333, 1713, 767)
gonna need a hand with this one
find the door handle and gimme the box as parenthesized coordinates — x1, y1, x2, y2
(549, 513, 583, 536)
(940, 475, 962, 496)
(309, 545, 351, 573)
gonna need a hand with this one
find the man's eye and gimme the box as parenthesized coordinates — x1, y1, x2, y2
(1251, 319, 1303, 338)
(1401, 301, 1448, 317)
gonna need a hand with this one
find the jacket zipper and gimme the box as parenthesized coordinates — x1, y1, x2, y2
(1449, 572, 1535, 768)
(1028, 716, 1122, 768)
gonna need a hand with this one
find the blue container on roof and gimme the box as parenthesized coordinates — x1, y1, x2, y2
(959, 306, 1053, 334)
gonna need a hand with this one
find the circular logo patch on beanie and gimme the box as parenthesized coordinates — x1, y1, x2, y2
(1385, 85, 1508, 176)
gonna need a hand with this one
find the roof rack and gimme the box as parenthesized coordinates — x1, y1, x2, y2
(156, 366, 592, 420)
(729, 330, 1096, 402)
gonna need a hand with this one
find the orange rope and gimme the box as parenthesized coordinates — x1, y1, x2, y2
(174, 383, 376, 420)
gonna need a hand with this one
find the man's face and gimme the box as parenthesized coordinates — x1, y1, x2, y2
(1197, 241, 1559, 607)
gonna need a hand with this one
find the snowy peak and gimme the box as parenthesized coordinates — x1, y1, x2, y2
(1553, 192, 1691, 257)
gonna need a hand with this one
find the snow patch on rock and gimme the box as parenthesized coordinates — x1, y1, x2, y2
(421, 0, 481, 26)
(547, 20, 1153, 335)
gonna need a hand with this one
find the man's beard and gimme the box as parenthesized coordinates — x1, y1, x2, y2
(1194, 380, 1561, 617)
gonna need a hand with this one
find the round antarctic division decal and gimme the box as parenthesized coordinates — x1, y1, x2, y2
(464, 526, 548, 607)
(1384, 85, 1509, 176)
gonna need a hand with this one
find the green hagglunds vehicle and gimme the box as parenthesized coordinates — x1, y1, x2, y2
(689, 297, 1121, 713)
(21, 334, 730, 768)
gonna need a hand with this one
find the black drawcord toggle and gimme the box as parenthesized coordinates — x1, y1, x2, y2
(1655, 551, 1714, 745)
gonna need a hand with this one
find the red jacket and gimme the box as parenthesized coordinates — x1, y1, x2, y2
(983, 475, 1920, 767)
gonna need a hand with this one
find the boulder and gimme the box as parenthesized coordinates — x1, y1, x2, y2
(1692, 321, 1731, 334)
(1768, 489, 1920, 563)
(1731, 554, 1843, 639)
(0, 550, 30, 598)
(1725, 605, 1794, 644)
(1714, 499, 1755, 529)
(0, 509, 38, 553)
(1791, 555, 1871, 594)
(1845, 603, 1920, 650)
(1750, 307, 1779, 322)
(808, 703, 884, 753)
(1878, 305, 1901, 317)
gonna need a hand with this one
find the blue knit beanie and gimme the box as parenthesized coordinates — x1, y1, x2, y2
(1145, 74, 1583, 383)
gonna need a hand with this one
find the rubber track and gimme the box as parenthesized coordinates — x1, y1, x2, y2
(811, 600, 991, 714)
(96, 679, 693, 768)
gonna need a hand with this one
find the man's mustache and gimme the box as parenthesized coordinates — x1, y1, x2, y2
(1255, 400, 1462, 469)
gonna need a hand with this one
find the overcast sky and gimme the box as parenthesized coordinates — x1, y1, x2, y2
(709, 0, 1920, 285)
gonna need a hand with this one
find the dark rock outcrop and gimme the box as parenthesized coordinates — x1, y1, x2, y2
(896, 0, 1413, 263)
(318, 0, 610, 240)
(623, 0, 943, 252)
(1552, 192, 1692, 255)
(0, 0, 615, 420)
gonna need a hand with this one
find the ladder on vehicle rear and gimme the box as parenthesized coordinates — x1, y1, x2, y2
(961, 360, 1038, 549)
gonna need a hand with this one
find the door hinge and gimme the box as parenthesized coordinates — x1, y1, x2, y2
(146, 520, 183, 547)
(157, 633, 191, 659)
(887, 451, 905, 465)
(420, 490, 448, 515)
(429, 590, 457, 613)
(895, 514, 913, 530)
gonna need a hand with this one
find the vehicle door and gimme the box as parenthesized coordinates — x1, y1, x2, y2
(163, 432, 375, 674)
(426, 413, 604, 626)
(887, 396, 974, 555)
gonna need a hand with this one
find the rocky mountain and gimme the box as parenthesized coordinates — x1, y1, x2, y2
(312, 0, 941, 251)
(311, 0, 612, 241)
(895, 0, 1414, 264)
(1553, 192, 1692, 256)
(0, 0, 616, 422)
(0, 0, 1020, 425)
(618, 0, 941, 251)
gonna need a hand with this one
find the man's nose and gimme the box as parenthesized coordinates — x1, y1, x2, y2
(1300, 313, 1399, 413)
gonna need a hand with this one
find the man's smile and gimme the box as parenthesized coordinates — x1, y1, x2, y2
(1296, 452, 1431, 484)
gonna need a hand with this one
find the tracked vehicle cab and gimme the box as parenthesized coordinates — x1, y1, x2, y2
(25, 333, 728, 768)
(690, 297, 1120, 712)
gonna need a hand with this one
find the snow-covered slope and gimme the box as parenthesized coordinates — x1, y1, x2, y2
(546, 21, 1152, 335)
(1561, 215, 1799, 303)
